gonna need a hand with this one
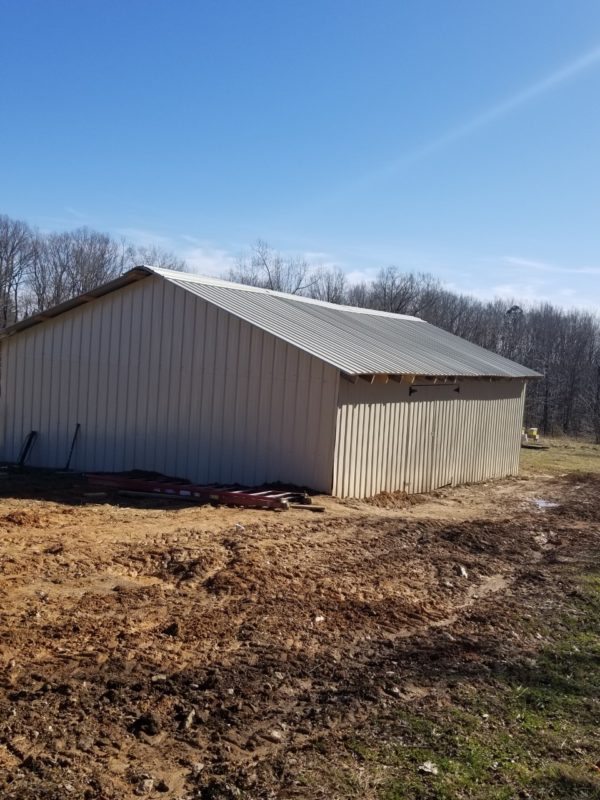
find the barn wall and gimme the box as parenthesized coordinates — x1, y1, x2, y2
(0, 276, 339, 491)
(333, 378, 526, 498)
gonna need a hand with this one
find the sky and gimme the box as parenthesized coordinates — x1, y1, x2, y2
(2, 0, 600, 310)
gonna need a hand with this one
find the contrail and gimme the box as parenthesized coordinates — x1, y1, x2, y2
(298, 43, 600, 213)
(363, 43, 600, 183)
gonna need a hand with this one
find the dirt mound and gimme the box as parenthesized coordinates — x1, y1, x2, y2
(1, 507, 79, 529)
(363, 490, 426, 509)
(1, 510, 46, 527)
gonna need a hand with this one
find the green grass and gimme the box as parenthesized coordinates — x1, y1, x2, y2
(346, 573, 600, 799)
(520, 437, 600, 476)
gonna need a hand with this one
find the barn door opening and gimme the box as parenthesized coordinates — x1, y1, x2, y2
(403, 399, 456, 494)
(428, 401, 456, 491)
(403, 400, 434, 494)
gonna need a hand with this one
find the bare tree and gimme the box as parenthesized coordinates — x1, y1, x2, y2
(29, 228, 128, 311)
(369, 267, 440, 315)
(307, 266, 347, 303)
(227, 240, 314, 294)
(345, 280, 371, 308)
(0, 215, 34, 327)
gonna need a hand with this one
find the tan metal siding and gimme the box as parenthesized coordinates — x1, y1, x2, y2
(333, 378, 526, 497)
(0, 276, 339, 491)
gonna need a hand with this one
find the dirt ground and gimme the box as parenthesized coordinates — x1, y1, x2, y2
(0, 454, 599, 799)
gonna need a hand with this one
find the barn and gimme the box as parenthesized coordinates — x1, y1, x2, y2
(0, 266, 540, 497)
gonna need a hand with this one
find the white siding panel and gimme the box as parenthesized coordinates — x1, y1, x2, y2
(0, 276, 339, 492)
(333, 378, 526, 497)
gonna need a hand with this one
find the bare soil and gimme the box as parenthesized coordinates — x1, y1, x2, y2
(0, 464, 599, 799)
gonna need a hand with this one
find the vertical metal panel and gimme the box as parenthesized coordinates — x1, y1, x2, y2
(0, 276, 339, 492)
(333, 378, 526, 497)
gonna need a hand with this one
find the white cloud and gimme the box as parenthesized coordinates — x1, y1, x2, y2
(344, 267, 379, 285)
(446, 274, 600, 312)
(462, 282, 547, 305)
(491, 283, 548, 303)
(114, 228, 238, 276)
(503, 255, 600, 276)
(180, 244, 237, 276)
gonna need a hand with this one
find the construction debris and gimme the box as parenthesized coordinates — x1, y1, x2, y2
(86, 472, 316, 512)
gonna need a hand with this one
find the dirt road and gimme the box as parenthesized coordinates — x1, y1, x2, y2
(0, 466, 598, 798)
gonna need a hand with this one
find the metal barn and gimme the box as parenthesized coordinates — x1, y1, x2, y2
(0, 266, 540, 497)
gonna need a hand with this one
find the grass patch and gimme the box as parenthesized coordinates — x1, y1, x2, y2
(373, 571, 600, 799)
(520, 437, 600, 476)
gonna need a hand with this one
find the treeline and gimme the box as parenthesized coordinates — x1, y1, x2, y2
(1, 217, 598, 440)
(0, 214, 185, 325)
(227, 242, 600, 442)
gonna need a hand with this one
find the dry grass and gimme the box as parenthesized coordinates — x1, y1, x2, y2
(520, 437, 600, 476)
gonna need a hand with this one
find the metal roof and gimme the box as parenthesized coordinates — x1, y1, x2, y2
(153, 267, 541, 379)
(1, 265, 541, 378)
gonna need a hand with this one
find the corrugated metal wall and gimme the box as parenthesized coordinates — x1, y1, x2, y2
(0, 273, 529, 498)
(0, 276, 339, 491)
(333, 378, 526, 497)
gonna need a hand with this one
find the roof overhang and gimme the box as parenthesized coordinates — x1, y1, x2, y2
(342, 371, 543, 383)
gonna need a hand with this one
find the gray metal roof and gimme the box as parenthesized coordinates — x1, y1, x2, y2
(153, 267, 541, 379)
(0, 265, 541, 378)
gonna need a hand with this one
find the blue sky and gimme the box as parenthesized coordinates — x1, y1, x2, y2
(2, 0, 600, 309)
